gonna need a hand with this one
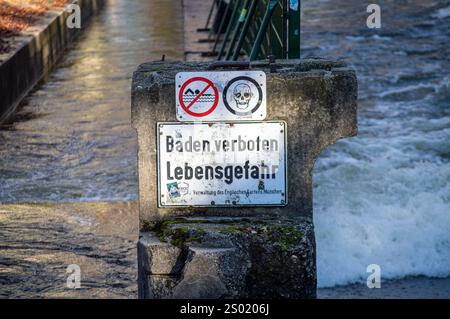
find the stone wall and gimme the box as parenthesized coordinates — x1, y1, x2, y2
(138, 217, 317, 299)
(0, 0, 106, 124)
(132, 58, 357, 298)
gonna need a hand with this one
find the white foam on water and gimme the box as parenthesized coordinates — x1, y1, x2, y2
(313, 100, 450, 287)
(432, 5, 450, 18)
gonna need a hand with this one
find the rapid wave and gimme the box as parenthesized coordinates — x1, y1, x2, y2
(314, 136, 450, 287)
(313, 72, 450, 288)
(314, 84, 450, 288)
(305, 0, 450, 288)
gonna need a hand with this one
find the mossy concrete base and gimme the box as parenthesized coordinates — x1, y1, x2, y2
(138, 217, 316, 299)
(132, 58, 357, 299)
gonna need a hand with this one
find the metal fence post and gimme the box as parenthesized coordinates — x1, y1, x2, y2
(225, 0, 250, 60)
(203, 0, 301, 61)
(231, 0, 258, 60)
(217, 0, 242, 60)
(211, 0, 234, 54)
(287, 0, 301, 58)
(249, 0, 277, 61)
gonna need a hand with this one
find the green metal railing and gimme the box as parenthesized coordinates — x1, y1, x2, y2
(200, 0, 301, 61)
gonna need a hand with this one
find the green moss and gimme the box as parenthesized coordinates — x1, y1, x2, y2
(210, 224, 241, 234)
(156, 223, 206, 248)
(161, 219, 213, 226)
(171, 227, 206, 248)
(141, 220, 155, 232)
(150, 67, 163, 72)
(158, 218, 268, 228)
(266, 225, 303, 251)
(170, 227, 189, 247)
(155, 218, 302, 251)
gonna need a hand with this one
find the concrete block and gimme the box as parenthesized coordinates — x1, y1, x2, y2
(132, 58, 357, 299)
(138, 233, 183, 275)
(138, 217, 317, 299)
(131, 58, 357, 227)
(172, 247, 236, 299)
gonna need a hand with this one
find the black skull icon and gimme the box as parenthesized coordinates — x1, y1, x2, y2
(233, 83, 253, 109)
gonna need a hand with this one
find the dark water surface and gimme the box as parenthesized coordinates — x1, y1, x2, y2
(0, 203, 138, 298)
(0, 0, 182, 298)
(0, 0, 183, 203)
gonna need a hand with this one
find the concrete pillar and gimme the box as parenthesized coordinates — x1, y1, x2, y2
(131, 58, 357, 299)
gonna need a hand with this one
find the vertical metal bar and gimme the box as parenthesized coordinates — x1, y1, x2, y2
(287, 0, 301, 58)
(208, 0, 225, 40)
(204, 0, 217, 30)
(249, 0, 278, 61)
(263, 17, 271, 56)
(212, 0, 233, 53)
(269, 2, 283, 58)
(245, 16, 258, 54)
(217, 0, 242, 60)
(232, 0, 258, 60)
(282, 0, 288, 58)
(225, 0, 250, 60)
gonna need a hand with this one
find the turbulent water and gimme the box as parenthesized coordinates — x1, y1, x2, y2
(0, 0, 449, 290)
(0, 0, 184, 298)
(0, 0, 183, 203)
(301, 0, 450, 287)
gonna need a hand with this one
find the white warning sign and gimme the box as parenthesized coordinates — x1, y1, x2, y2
(176, 71, 266, 121)
(157, 122, 287, 207)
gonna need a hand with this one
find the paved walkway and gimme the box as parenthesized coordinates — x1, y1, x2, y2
(0, 0, 184, 203)
(0, 0, 184, 298)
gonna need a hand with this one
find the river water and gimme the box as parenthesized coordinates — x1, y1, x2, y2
(0, 0, 449, 297)
(0, 0, 183, 203)
(302, 0, 450, 289)
(0, 0, 182, 298)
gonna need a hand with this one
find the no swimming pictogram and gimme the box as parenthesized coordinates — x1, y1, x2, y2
(178, 77, 219, 117)
(176, 71, 267, 121)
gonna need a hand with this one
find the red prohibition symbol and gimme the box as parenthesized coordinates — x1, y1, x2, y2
(179, 77, 219, 117)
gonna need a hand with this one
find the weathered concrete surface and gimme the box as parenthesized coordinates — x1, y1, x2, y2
(131, 58, 357, 227)
(138, 217, 316, 299)
(133, 58, 357, 299)
(0, 0, 106, 124)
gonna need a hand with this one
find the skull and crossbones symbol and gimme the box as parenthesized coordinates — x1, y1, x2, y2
(233, 83, 253, 109)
